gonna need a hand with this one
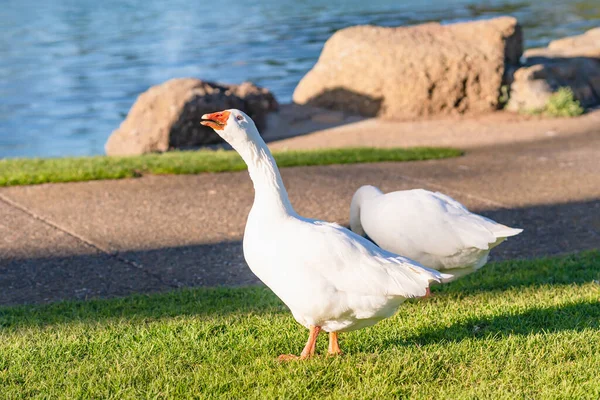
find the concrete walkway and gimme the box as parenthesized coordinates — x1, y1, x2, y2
(1, 112, 599, 305)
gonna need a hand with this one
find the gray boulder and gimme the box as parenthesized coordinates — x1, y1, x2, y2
(293, 17, 522, 119)
(105, 79, 278, 156)
(507, 28, 600, 112)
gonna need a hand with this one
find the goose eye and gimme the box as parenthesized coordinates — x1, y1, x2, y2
(236, 115, 244, 121)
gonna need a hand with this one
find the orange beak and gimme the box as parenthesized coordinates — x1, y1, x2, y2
(201, 110, 231, 130)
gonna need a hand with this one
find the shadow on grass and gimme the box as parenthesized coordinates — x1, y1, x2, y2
(1, 251, 598, 332)
(382, 299, 600, 350)
(436, 250, 600, 296)
(0, 285, 288, 330)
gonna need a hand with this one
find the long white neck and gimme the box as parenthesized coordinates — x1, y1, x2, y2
(230, 132, 295, 217)
(349, 185, 383, 236)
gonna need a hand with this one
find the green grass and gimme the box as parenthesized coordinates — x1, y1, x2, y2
(498, 84, 510, 108)
(1, 251, 599, 399)
(0, 147, 461, 187)
(544, 88, 585, 117)
(521, 87, 585, 117)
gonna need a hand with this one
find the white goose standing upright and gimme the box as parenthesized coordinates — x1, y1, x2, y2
(201, 109, 445, 360)
(350, 185, 523, 287)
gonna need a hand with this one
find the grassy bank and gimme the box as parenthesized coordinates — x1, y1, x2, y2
(0, 147, 461, 187)
(1, 251, 599, 398)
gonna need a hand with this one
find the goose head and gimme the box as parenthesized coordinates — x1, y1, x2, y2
(349, 185, 383, 237)
(201, 108, 292, 213)
(201, 109, 259, 146)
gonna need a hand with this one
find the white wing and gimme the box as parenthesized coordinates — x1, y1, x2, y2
(362, 189, 522, 259)
(285, 218, 444, 299)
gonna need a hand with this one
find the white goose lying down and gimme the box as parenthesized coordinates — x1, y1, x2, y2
(201, 109, 447, 360)
(350, 185, 523, 289)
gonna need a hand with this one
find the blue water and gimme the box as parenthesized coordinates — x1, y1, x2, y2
(1, 0, 599, 158)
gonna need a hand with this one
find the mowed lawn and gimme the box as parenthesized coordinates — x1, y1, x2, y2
(1, 251, 599, 399)
(0, 147, 461, 187)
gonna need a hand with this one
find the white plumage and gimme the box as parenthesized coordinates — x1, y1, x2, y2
(350, 185, 523, 282)
(244, 217, 438, 333)
(201, 109, 444, 359)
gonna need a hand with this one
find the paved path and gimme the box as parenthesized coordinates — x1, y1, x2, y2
(1, 115, 599, 305)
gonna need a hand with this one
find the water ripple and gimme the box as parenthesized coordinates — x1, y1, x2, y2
(0, 0, 598, 157)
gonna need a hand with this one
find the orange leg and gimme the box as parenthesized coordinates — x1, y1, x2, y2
(425, 287, 432, 298)
(278, 325, 321, 361)
(327, 332, 343, 356)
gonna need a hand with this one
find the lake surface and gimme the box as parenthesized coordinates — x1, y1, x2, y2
(1, 0, 599, 158)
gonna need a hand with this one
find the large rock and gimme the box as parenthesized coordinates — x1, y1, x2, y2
(507, 28, 600, 112)
(293, 17, 522, 119)
(105, 79, 278, 156)
(528, 27, 600, 59)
